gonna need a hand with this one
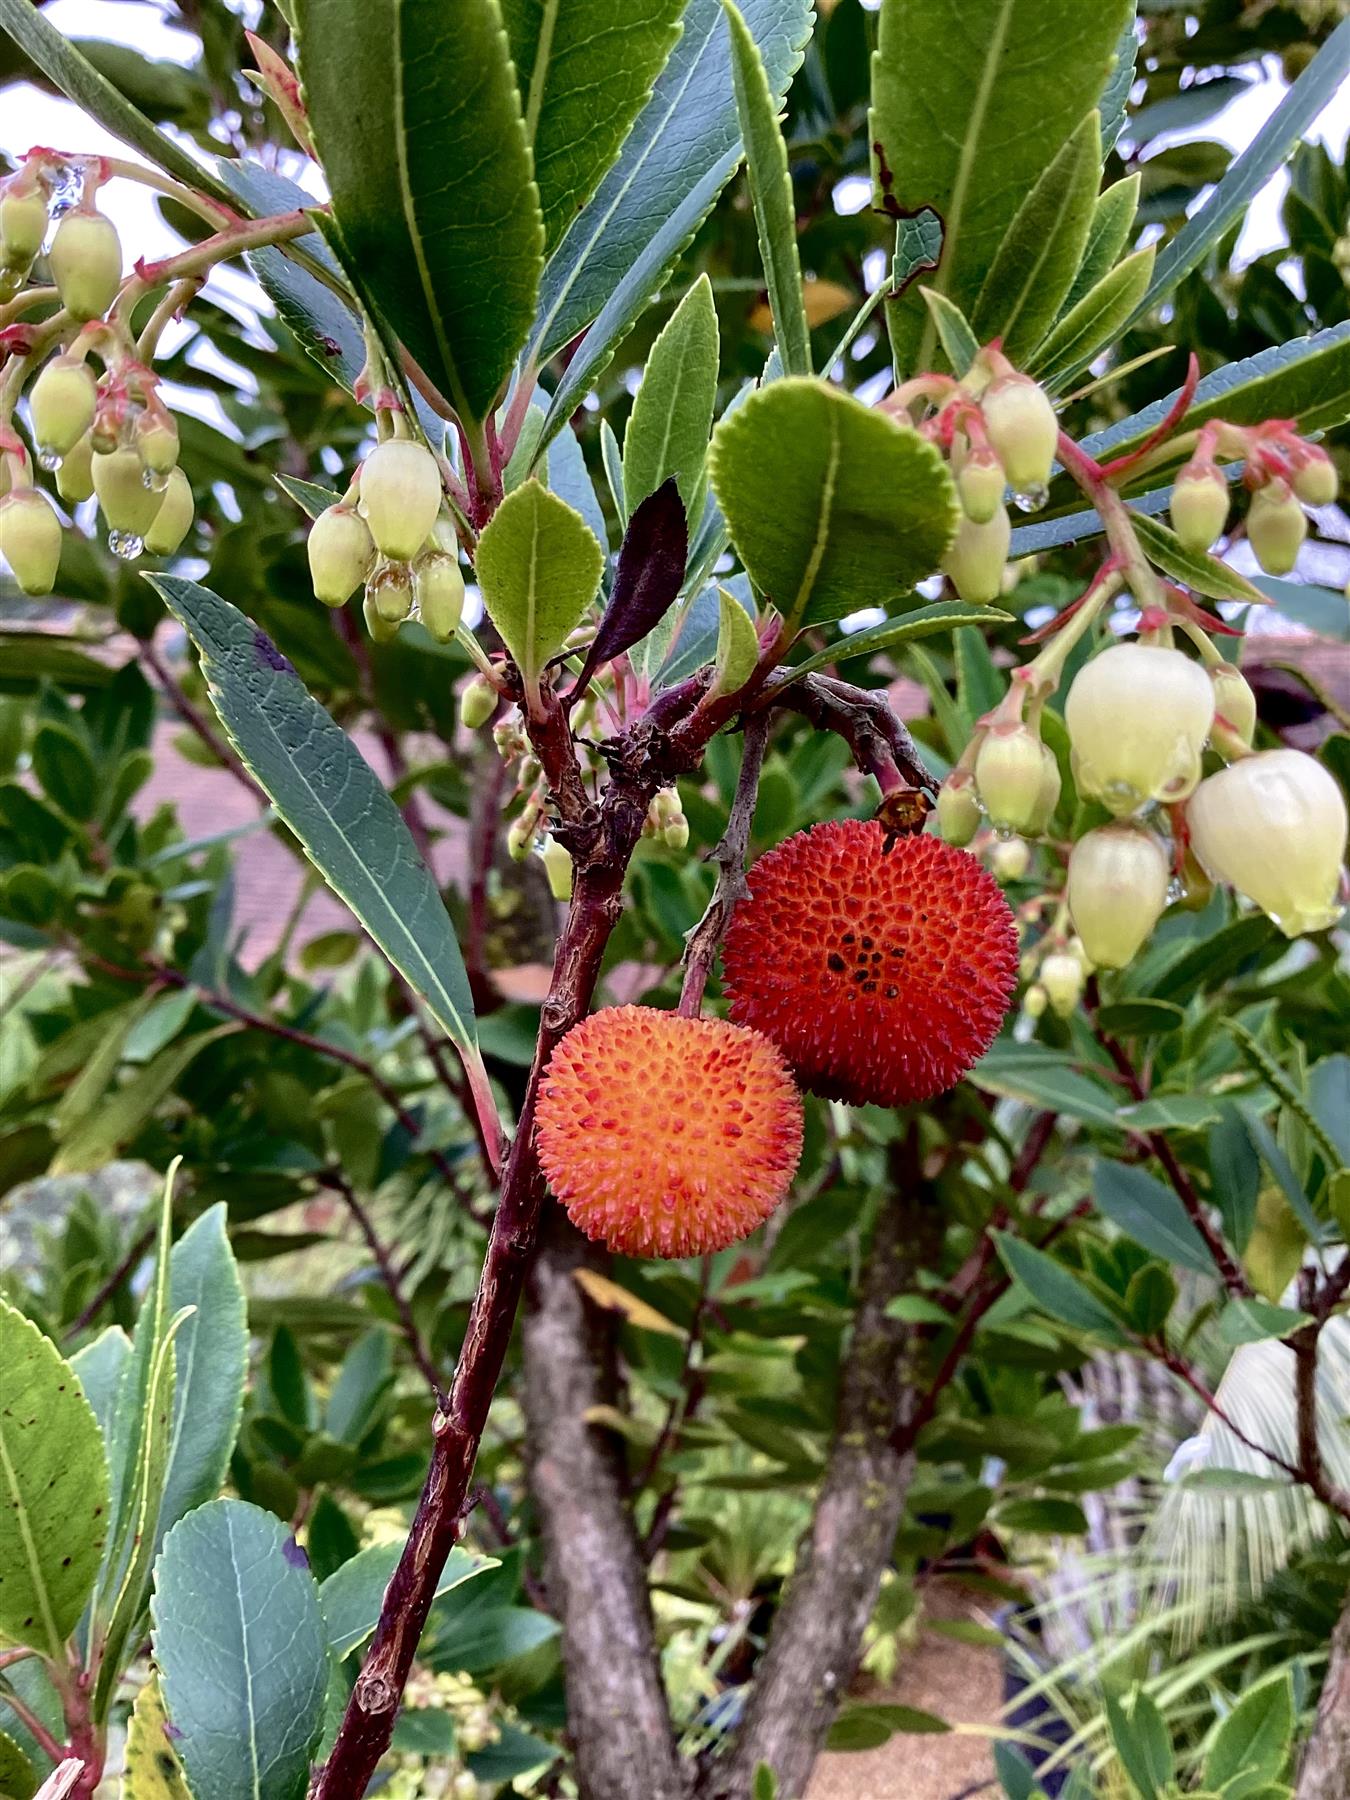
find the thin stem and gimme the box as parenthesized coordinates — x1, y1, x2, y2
(0, 1688, 66, 1766)
(63, 1224, 156, 1340)
(135, 277, 202, 361)
(139, 633, 265, 803)
(679, 713, 771, 1017)
(320, 1169, 444, 1401)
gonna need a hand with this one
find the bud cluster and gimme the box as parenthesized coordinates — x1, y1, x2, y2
(1169, 417, 1337, 577)
(380, 1667, 499, 1800)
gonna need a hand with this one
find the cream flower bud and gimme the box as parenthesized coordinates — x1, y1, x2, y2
(1170, 462, 1229, 551)
(942, 505, 1010, 604)
(663, 814, 690, 850)
(980, 375, 1058, 494)
(358, 439, 442, 562)
(1040, 951, 1085, 1018)
(976, 724, 1050, 835)
(370, 563, 414, 624)
(507, 807, 538, 861)
(936, 776, 981, 847)
(362, 592, 399, 645)
(307, 504, 374, 606)
(460, 673, 498, 731)
(144, 467, 194, 556)
(1066, 826, 1170, 970)
(29, 356, 97, 458)
(1028, 744, 1062, 836)
(1290, 448, 1337, 508)
(1024, 983, 1048, 1018)
(1186, 748, 1347, 937)
(0, 488, 62, 595)
(1210, 663, 1256, 747)
(540, 835, 573, 902)
(135, 411, 179, 477)
(92, 446, 164, 536)
(1065, 642, 1215, 815)
(56, 432, 95, 503)
(990, 836, 1030, 882)
(0, 182, 49, 265)
(957, 448, 1006, 525)
(414, 551, 465, 643)
(1246, 478, 1307, 577)
(48, 208, 123, 321)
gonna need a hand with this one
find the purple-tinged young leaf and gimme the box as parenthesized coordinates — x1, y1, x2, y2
(570, 479, 687, 698)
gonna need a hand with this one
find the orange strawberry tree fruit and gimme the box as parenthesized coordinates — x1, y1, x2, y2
(0, 1, 1348, 1797)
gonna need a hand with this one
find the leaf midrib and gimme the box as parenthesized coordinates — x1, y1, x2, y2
(789, 400, 841, 624)
(523, 0, 561, 145)
(226, 1507, 263, 1799)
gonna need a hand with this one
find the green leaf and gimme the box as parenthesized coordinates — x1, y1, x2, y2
(708, 377, 957, 628)
(0, 0, 237, 208)
(1210, 1106, 1261, 1254)
(783, 601, 1011, 682)
(123, 1677, 192, 1800)
(1129, 18, 1350, 325)
(992, 1232, 1128, 1342)
(995, 1497, 1089, 1536)
(1098, 16, 1137, 157)
(1117, 1093, 1222, 1134)
(69, 1328, 131, 1444)
(919, 289, 980, 376)
(993, 1742, 1039, 1800)
(883, 1295, 955, 1325)
(869, 0, 1132, 375)
(154, 1500, 329, 1800)
(722, 0, 810, 376)
(1124, 1262, 1177, 1336)
(1034, 245, 1156, 388)
(970, 110, 1102, 363)
(710, 586, 762, 699)
(150, 576, 487, 1103)
(320, 1541, 495, 1659)
(1091, 1161, 1215, 1277)
(1256, 578, 1350, 644)
(1130, 512, 1266, 605)
(531, 0, 811, 442)
(502, 0, 686, 255)
(275, 475, 341, 522)
(1217, 1299, 1311, 1347)
(52, 995, 156, 1145)
(0, 1728, 34, 1800)
(974, 1042, 1122, 1129)
(1309, 1055, 1350, 1168)
(1205, 1674, 1293, 1791)
(1106, 1687, 1174, 1800)
(826, 1704, 950, 1750)
(52, 1025, 237, 1176)
(0, 1300, 110, 1657)
(1056, 173, 1141, 320)
(1095, 999, 1185, 1037)
(622, 276, 720, 517)
(294, 0, 544, 427)
(1082, 321, 1350, 472)
(752, 1766, 778, 1800)
(32, 724, 97, 821)
(474, 479, 605, 691)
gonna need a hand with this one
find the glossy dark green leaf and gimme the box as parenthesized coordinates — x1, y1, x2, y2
(1130, 511, 1265, 604)
(993, 1233, 1129, 1342)
(1034, 245, 1155, 389)
(320, 1542, 495, 1659)
(1091, 1161, 1216, 1277)
(622, 276, 720, 517)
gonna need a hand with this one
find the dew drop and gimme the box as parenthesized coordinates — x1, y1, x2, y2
(141, 466, 169, 493)
(1012, 483, 1050, 514)
(36, 447, 62, 472)
(108, 529, 143, 561)
(1167, 877, 1184, 903)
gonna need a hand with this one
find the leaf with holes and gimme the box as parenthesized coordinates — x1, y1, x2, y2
(708, 378, 957, 628)
(0, 1301, 110, 1658)
(293, 0, 543, 427)
(869, 0, 1132, 376)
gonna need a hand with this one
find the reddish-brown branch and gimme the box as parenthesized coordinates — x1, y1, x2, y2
(63, 1224, 156, 1340)
(680, 712, 771, 1018)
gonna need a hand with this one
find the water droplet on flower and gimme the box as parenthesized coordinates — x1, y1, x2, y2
(47, 164, 85, 215)
(141, 466, 169, 493)
(1012, 484, 1049, 514)
(108, 529, 143, 561)
(36, 447, 62, 472)
(1167, 877, 1184, 904)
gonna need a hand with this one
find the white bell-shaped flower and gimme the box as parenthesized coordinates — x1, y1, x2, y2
(1065, 643, 1215, 815)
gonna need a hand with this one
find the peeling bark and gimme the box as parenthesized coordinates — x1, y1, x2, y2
(523, 1210, 687, 1800)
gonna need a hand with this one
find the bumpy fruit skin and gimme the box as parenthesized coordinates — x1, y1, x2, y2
(1065, 642, 1215, 814)
(975, 724, 1049, 835)
(358, 439, 442, 562)
(307, 504, 374, 606)
(722, 820, 1018, 1107)
(0, 183, 49, 265)
(415, 551, 465, 642)
(0, 489, 62, 595)
(48, 209, 123, 321)
(1246, 478, 1307, 577)
(980, 375, 1058, 493)
(57, 432, 95, 504)
(1170, 463, 1229, 551)
(1066, 825, 1170, 969)
(30, 357, 97, 457)
(144, 467, 194, 555)
(1186, 748, 1347, 937)
(92, 447, 163, 535)
(535, 1006, 803, 1258)
(936, 777, 981, 847)
(942, 505, 1010, 604)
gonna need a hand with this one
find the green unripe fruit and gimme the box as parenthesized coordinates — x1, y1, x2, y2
(370, 564, 414, 624)
(936, 776, 981, 846)
(460, 673, 498, 731)
(48, 208, 123, 321)
(362, 591, 399, 644)
(1066, 825, 1170, 970)
(144, 467, 194, 555)
(415, 550, 465, 642)
(136, 412, 180, 477)
(980, 374, 1058, 495)
(30, 356, 98, 458)
(1246, 479, 1307, 577)
(0, 488, 62, 595)
(57, 432, 95, 503)
(92, 447, 163, 536)
(541, 835, 573, 902)
(0, 183, 49, 265)
(957, 448, 1006, 525)
(975, 723, 1049, 834)
(358, 439, 442, 562)
(1170, 462, 1229, 551)
(1210, 664, 1256, 747)
(1290, 449, 1337, 508)
(941, 505, 1010, 604)
(307, 504, 374, 606)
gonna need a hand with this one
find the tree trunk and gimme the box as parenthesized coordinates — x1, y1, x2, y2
(523, 1208, 687, 1800)
(702, 1176, 943, 1800)
(1297, 1584, 1350, 1800)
